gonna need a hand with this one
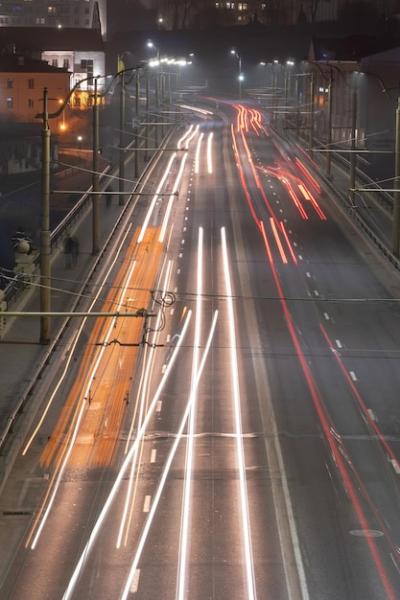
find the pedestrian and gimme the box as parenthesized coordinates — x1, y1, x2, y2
(71, 235, 80, 267)
(64, 234, 73, 268)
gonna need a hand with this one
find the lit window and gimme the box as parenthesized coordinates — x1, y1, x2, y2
(6, 97, 13, 109)
(48, 6, 56, 14)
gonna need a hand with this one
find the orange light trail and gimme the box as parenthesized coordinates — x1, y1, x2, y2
(294, 157, 321, 193)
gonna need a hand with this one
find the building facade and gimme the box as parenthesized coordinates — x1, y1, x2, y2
(0, 55, 70, 126)
(0, 0, 107, 37)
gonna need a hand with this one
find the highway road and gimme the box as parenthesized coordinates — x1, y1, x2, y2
(1, 100, 400, 599)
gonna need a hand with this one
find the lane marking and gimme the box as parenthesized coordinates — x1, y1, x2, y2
(335, 339, 342, 349)
(367, 408, 376, 422)
(166, 334, 171, 343)
(161, 364, 166, 374)
(156, 401, 162, 413)
(150, 449, 157, 463)
(390, 459, 400, 474)
(170, 308, 175, 315)
(350, 371, 357, 382)
(313, 290, 319, 297)
(306, 272, 311, 278)
(130, 569, 140, 594)
(298, 255, 303, 260)
(143, 495, 151, 513)
(323, 312, 330, 321)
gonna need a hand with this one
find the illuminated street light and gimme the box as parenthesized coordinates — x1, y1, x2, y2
(273, 59, 279, 64)
(77, 135, 83, 142)
(189, 53, 194, 57)
(147, 40, 155, 49)
(158, 17, 164, 24)
(57, 23, 63, 29)
(259, 61, 266, 66)
(286, 59, 295, 66)
(229, 48, 242, 99)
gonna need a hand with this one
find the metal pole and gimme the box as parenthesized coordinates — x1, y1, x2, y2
(392, 97, 400, 256)
(349, 85, 357, 207)
(326, 71, 333, 177)
(295, 74, 300, 138)
(155, 71, 160, 146)
(40, 88, 51, 344)
(119, 71, 126, 205)
(309, 71, 315, 158)
(135, 70, 140, 179)
(161, 73, 165, 138)
(239, 56, 242, 99)
(92, 77, 100, 254)
(145, 70, 150, 161)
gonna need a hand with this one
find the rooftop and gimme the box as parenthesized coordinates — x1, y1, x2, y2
(0, 54, 69, 73)
(0, 27, 104, 53)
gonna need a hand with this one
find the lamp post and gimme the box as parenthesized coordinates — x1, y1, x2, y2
(40, 88, 51, 344)
(92, 77, 100, 254)
(230, 49, 243, 99)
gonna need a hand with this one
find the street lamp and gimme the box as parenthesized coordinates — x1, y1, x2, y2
(230, 48, 243, 99)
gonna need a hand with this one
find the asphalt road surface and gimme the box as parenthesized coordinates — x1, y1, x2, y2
(1, 101, 400, 600)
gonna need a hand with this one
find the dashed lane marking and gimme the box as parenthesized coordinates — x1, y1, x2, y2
(350, 371, 357, 382)
(143, 495, 151, 513)
(150, 449, 157, 463)
(130, 569, 140, 594)
(335, 339, 342, 349)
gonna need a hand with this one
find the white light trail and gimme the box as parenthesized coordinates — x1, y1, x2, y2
(177, 125, 193, 150)
(138, 151, 177, 243)
(194, 132, 204, 174)
(62, 311, 193, 600)
(159, 152, 189, 243)
(29, 257, 137, 550)
(120, 310, 219, 600)
(185, 125, 199, 150)
(177, 227, 203, 599)
(178, 104, 214, 116)
(116, 260, 173, 549)
(221, 227, 257, 600)
(207, 132, 214, 175)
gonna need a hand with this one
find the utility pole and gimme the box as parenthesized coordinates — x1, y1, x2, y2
(295, 74, 300, 138)
(349, 85, 358, 207)
(161, 73, 165, 138)
(135, 69, 140, 179)
(92, 77, 100, 254)
(119, 71, 126, 205)
(145, 70, 150, 161)
(326, 70, 333, 178)
(155, 71, 160, 146)
(309, 71, 315, 158)
(40, 88, 51, 344)
(393, 97, 400, 256)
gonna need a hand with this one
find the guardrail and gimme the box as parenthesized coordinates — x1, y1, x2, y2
(0, 125, 176, 463)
